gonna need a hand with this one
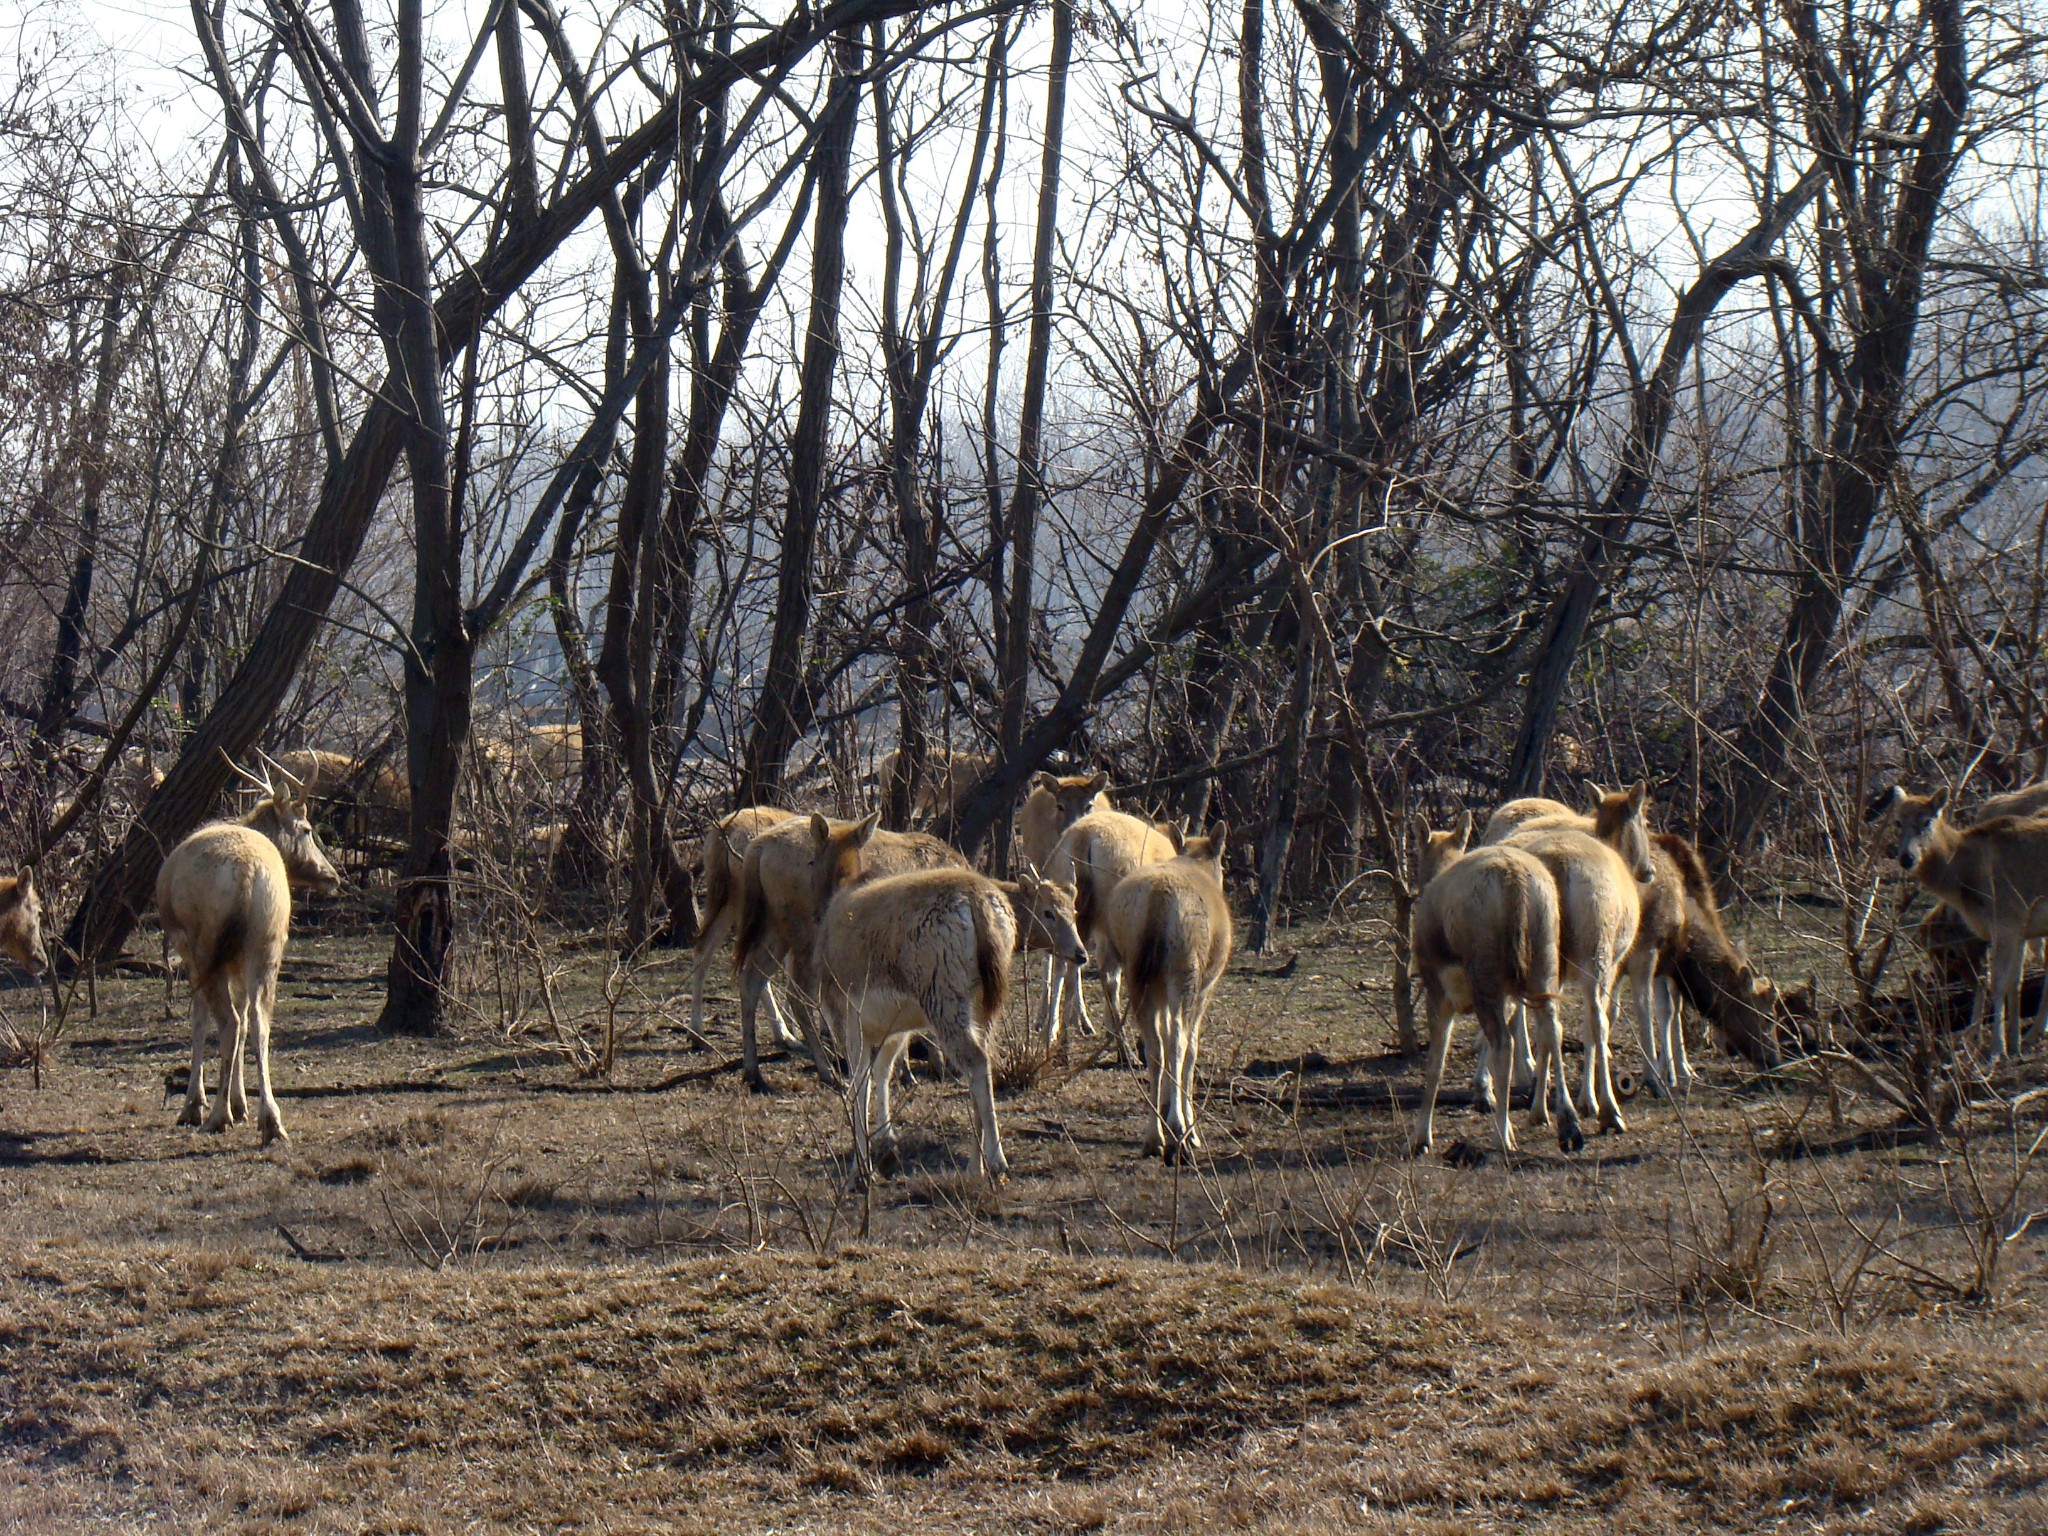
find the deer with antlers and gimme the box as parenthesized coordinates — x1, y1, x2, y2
(158, 753, 341, 1144)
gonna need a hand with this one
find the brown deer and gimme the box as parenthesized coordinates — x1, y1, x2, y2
(873, 747, 997, 821)
(688, 806, 799, 1047)
(1407, 814, 1578, 1157)
(1876, 786, 2048, 1059)
(819, 867, 1086, 1182)
(0, 869, 49, 980)
(158, 756, 340, 1144)
(1103, 825, 1233, 1161)
(732, 811, 964, 1092)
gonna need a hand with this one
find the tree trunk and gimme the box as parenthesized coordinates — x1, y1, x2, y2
(739, 28, 863, 802)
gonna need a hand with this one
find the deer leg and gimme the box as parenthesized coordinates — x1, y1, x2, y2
(687, 908, 727, 1045)
(1409, 990, 1456, 1158)
(1530, 996, 1583, 1153)
(198, 976, 244, 1135)
(223, 972, 251, 1125)
(1160, 1007, 1194, 1162)
(1177, 992, 1210, 1155)
(2023, 941, 2048, 1052)
(1631, 957, 1668, 1099)
(739, 955, 774, 1095)
(1590, 968, 1628, 1134)
(1139, 1005, 1171, 1158)
(870, 1030, 913, 1166)
(249, 957, 287, 1146)
(1477, 1001, 1517, 1156)
(175, 960, 210, 1127)
(1986, 935, 2023, 1063)
(1661, 976, 1694, 1086)
(842, 1009, 876, 1187)
(947, 1010, 1006, 1183)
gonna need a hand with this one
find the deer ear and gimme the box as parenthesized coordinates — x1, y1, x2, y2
(1206, 821, 1229, 860)
(1453, 809, 1474, 849)
(1627, 779, 1648, 810)
(1927, 785, 1949, 813)
(1082, 772, 1108, 795)
(1864, 784, 1904, 823)
(16, 867, 32, 898)
(810, 812, 832, 845)
(852, 810, 881, 846)
(1032, 771, 1058, 794)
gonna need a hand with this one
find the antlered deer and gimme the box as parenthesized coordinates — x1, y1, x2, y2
(1104, 825, 1233, 1161)
(1877, 786, 2048, 1059)
(1407, 814, 1577, 1157)
(159, 757, 340, 1144)
(688, 806, 799, 1047)
(819, 867, 1086, 1182)
(732, 811, 964, 1092)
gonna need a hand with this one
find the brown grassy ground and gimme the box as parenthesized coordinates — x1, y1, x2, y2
(2, 890, 2045, 1531)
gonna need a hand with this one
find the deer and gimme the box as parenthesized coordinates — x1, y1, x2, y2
(820, 866, 1086, 1183)
(158, 754, 340, 1144)
(0, 868, 50, 981)
(1103, 824, 1233, 1161)
(687, 806, 800, 1048)
(1874, 786, 2048, 1059)
(1652, 832, 1802, 1072)
(732, 810, 965, 1093)
(1490, 821, 1640, 1136)
(873, 747, 997, 822)
(1042, 807, 1180, 1049)
(1407, 813, 1578, 1158)
(1474, 782, 1655, 1107)
(1016, 770, 1110, 1022)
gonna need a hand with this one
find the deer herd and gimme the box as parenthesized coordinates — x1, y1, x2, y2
(3, 738, 2044, 1181)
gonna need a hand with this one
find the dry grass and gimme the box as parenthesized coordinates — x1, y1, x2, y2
(1, 901, 2046, 1531)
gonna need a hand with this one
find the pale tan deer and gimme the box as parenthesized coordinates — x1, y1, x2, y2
(0, 868, 49, 980)
(732, 811, 964, 1092)
(1407, 814, 1577, 1157)
(1017, 770, 1110, 1021)
(1878, 786, 2048, 1059)
(688, 806, 799, 1047)
(1104, 825, 1233, 1161)
(820, 867, 1085, 1182)
(1495, 824, 1639, 1135)
(158, 757, 340, 1144)
(1043, 807, 1179, 1047)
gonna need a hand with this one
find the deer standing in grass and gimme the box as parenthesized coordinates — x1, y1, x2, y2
(1878, 786, 2048, 1059)
(1104, 825, 1233, 1161)
(733, 811, 965, 1092)
(1407, 814, 1578, 1157)
(1043, 807, 1179, 1048)
(1477, 783, 1655, 1108)
(820, 867, 1086, 1182)
(1017, 771, 1109, 1026)
(159, 757, 340, 1144)
(688, 806, 799, 1048)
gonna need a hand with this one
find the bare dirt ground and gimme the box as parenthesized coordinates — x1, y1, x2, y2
(2, 889, 2045, 1532)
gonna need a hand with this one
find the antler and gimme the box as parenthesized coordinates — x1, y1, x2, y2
(256, 748, 304, 799)
(218, 748, 275, 798)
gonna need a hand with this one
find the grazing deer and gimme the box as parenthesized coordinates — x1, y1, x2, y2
(158, 756, 340, 1144)
(0, 868, 49, 980)
(732, 811, 965, 1092)
(1653, 832, 1799, 1071)
(1875, 786, 2048, 1059)
(1104, 825, 1233, 1160)
(1407, 814, 1579, 1157)
(1043, 808, 1179, 1048)
(820, 867, 1085, 1182)
(688, 806, 800, 1048)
